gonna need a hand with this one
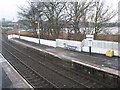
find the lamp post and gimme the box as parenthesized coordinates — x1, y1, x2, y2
(38, 22, 40, 44)
(36, 21, 40, 44)
(18, 24, 20, 39)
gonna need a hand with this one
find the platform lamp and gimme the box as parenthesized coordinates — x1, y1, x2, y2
(35, 21, 40, 44)
(18, 24, 21, 39)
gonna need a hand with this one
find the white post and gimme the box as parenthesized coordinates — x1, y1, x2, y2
(38, 22, 40, 44)
(35, 21, 40, 44)
(19, 24, 20, 39)
(19, 31, 20, 39)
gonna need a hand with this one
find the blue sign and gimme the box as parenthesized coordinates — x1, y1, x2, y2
(64, 43, 77, 50)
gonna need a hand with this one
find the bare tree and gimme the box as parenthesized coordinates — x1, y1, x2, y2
(90, 0, 117, 39)
(67, 0, 94, 40)
(18, 0, 44, 37)
(42, 1, 66, 39)
(18, 0, 117, 40)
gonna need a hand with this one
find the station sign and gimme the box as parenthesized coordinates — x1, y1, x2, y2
(86, 35, 94, 47)
(64, 43, 77, 50)
(86, 35, 94, 40)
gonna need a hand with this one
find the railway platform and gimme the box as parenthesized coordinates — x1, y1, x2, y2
(10, 38, 120, 77)
(0, 53, 33, 89)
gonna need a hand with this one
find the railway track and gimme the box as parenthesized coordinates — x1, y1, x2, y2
(14, 38, 119, 87)
(2, 45, 59, 89)
(1, 37, 111, 88)
(2, 40, 87, 88)
(13, 43, 108, 88)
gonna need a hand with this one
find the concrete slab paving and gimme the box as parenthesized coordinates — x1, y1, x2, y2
(0, 53, 33, 89)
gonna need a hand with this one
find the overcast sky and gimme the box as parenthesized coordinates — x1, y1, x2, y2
(0, 0, 27, 21)
(0, 0, 119, 22)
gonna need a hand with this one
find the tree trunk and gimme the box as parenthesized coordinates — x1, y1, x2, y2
(94, 33, 97, 40)
(33, 30, 38, 38)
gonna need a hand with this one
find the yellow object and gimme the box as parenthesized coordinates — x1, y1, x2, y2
(106, 50, 114, 57)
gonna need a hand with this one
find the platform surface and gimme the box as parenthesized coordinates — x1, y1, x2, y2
(10, 38, 120, 76)
(0, 53, 33, 89)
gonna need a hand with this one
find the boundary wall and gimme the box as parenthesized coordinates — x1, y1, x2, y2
(8, 35, 119, 56)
